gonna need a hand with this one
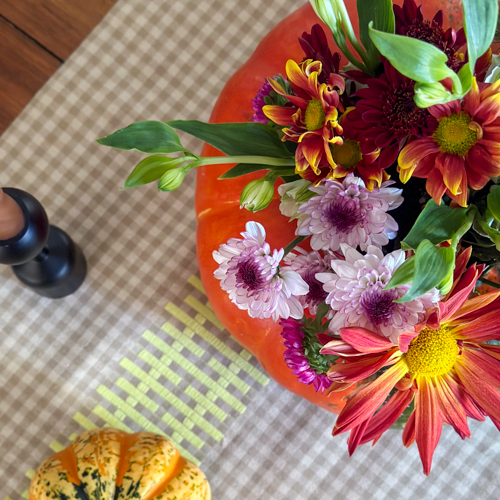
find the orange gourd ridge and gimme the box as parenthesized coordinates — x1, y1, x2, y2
(29, 429, 210, 500)
(195, 0, 466, 413)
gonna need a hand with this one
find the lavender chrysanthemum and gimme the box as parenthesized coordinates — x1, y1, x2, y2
(316, 244, 439, 343)
(213, 222, 308, 321)
(284, 248, 334, 314)
(296, 174, 403, 252)
(280, 318, 333, 392)
(251, 79, 274, 124)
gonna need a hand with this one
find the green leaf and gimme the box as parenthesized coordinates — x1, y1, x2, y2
(462, 0, 498, 76)
(487, 185, 500, 223)
(403, 200, 471, 249)
(168, 120, 293, 158)
(396, 241, 455, 303)
(219, 164, 295, 179)
(124, 155, 190, 188)
(385, 258, 415, 290)
(357, 0, 395, 62)
(369, 24, 460, 90)
(97, 121, 190, 154)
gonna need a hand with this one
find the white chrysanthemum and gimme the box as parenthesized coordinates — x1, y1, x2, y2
(296, 174, 403, 252)
(213, 221, 309, 321)
(283, 248, 335, 314)
(316, 244, 439, 343)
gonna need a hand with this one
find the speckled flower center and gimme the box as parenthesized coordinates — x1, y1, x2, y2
(323, 195, 365, 234)
(235, 258, 265, 291)
(330, 139, 363, 170)
(359, 288, 397, 326)
(304, 99, 325, 131)
(406, 327, 458, 377)
(434, 113, 477, 156)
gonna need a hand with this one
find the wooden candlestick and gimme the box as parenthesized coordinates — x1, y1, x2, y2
(0, 188, 86, 298)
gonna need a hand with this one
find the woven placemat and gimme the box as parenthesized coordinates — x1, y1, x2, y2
(0, 1, 499, 498)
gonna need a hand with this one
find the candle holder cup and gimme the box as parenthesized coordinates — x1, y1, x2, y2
(0, 188, 86, 298)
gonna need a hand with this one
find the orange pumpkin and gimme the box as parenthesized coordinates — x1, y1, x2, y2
(29, 429, 210, 500)
(195, 0, 467, 412)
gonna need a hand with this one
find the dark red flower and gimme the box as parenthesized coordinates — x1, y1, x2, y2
(394, 0, 466, 72)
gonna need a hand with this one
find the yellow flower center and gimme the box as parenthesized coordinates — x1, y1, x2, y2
(434, 112, 477, 156)
(304, 99, 325, 131)
(405, 327, 458, 377)
(330, 139, 363, 170)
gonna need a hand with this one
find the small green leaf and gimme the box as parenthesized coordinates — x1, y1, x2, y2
(98, 121, 190, 154)
(385, 258, 415, 290)
(124, 155, 190, 188)
(462, 0, 498, 77)
(403, 200, 471, 249)
(168, 120, 293, 158)
(219, 164, 295, 179)
(369, 24, 460, 90)
(357, 0, 395, 63)
(396, 241, 455, 303)
(487, 186, 500, 223)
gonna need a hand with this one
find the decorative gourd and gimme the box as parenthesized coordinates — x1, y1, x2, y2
(195, 0, 466, 412)
(29, 429, 210, 500)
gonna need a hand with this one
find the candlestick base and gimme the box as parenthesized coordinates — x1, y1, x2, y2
(0, 188, 87, 298)
(12, 225, 87, 299)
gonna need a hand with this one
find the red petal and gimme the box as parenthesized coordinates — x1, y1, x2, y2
(436, 152, 464, 195)
(453, 292, 500, 321)
(359, 389, 415, 446)
(347, 418, 370, 456)
(434, 377, 470, 439)
(475, 93, 500, 126)
(425, 168, 447, 205)
(398, 331, 418, 353)
(332, 361, 408, 435)
(444, 373, 485, 421)
(340, 326, 395, 353)
(453, 309, 500, 343)
(415, 377, 442, 476)
(262, 105, 296, 126)
(402, 411, 416, 447)
(320, 339, 362, 356)
(398, 138, 439, 172)
(378, 142, 400, 169)
(455, 352, 500, 421)
(327, 350, 396, 383)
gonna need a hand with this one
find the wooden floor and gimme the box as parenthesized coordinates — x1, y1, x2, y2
(0, 0, 116, 136)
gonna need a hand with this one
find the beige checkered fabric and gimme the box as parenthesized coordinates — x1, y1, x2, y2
(1, 0, 500, 498)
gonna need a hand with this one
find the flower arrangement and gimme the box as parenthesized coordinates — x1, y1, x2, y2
(98, 0, 500, 476)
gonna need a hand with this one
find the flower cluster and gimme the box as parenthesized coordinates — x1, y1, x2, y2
(211, 0, 500, 476)
(107, 0, 500, 479)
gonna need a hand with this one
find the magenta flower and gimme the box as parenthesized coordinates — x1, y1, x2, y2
(296, 174, 403, 252)
(316, 244, 439, 343)
(251, 79, 274, 124)
(280, 318, 333, 392)
(213, 222, 308, 321)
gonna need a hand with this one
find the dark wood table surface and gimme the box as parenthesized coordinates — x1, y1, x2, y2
(0, 0, 116, 136)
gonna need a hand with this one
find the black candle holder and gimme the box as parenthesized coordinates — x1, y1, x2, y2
(0, 188, 87, 298)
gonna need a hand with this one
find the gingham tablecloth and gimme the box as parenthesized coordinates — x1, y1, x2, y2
(1, 1, 499, 498)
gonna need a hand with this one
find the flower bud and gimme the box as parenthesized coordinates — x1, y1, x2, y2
(485, 54, 500, 83)
(240, 176, 275, 212)
(158, 167, 187, 191)
(414, 82, 453, 108)
(278, 179, 312, 218)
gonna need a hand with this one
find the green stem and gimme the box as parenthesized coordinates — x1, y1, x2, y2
(479, 278, 500, 289)
(283, 236, 307, 257)
(187, 155, 295, 169)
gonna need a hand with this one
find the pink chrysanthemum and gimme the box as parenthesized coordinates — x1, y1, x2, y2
(316, 245, 438, 343)
(284, 247, 335, 314)
(296, 174, 403, 252)
(213, 222, 308, 321)
(280, 318, 333, 392)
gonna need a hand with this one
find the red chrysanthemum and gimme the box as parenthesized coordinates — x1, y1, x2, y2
(398, 79, 500, 206)
(263, 59, 345, 182)
(394, 0, 466, 72)
(347, 59, 437, 170)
